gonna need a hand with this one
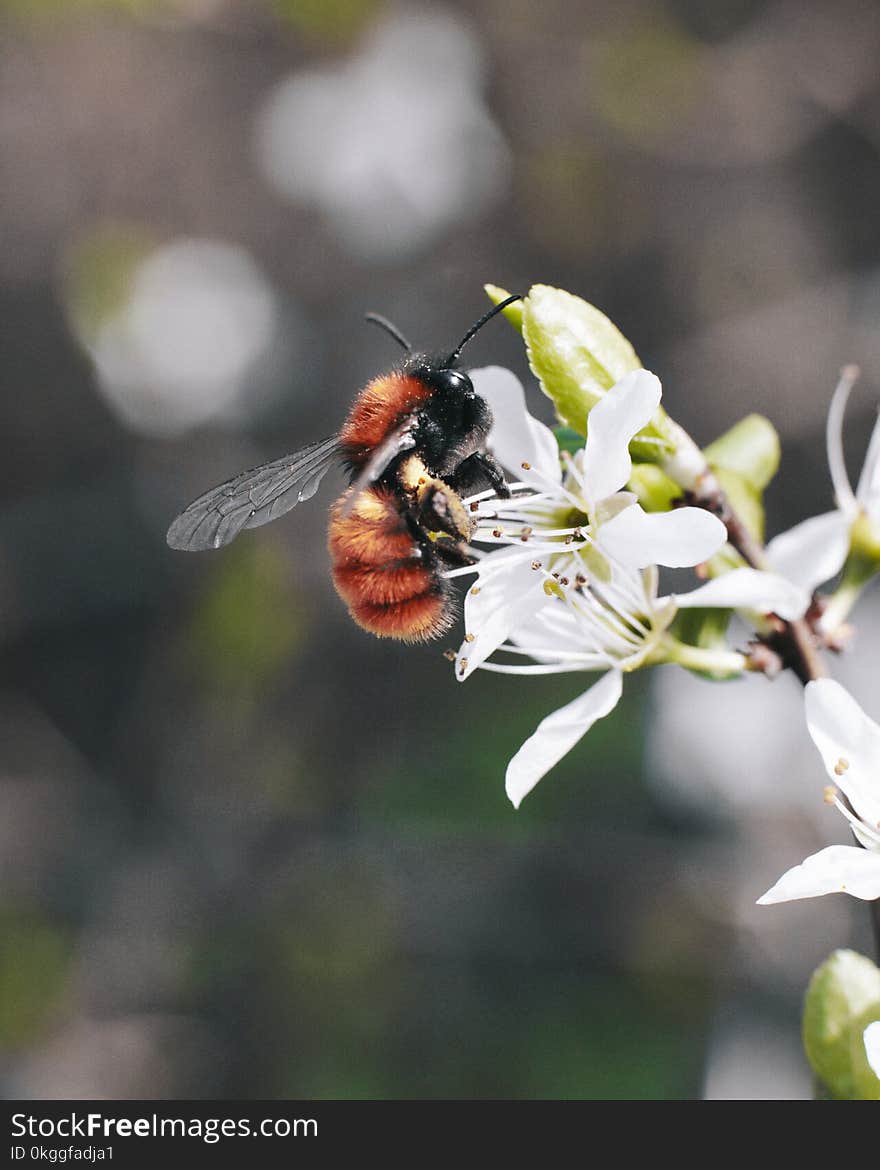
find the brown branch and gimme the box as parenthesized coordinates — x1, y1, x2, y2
(690, 471, 826, 684)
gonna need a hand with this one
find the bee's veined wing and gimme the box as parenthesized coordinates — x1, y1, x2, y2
(166, 435, 341, 551)
(338, 423, 418, 516)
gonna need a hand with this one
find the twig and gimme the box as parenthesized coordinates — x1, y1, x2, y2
(690, 471, 826, 684)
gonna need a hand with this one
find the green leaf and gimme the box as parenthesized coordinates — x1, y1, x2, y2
(704, 414, 780, 493)
(803, 949, 880, 1100)
(484, 284, 524, 332)
(521, 284, 642, 435)
(553, 425, 584, 456)
(628, 464, 681, 513)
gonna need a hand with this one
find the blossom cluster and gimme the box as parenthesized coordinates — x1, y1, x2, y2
(449, 284, 880, 919)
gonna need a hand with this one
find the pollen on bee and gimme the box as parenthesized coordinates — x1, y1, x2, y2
(834, 757, 850, 775)
(823, 785, 838, 804)
(464, 633, 475, 643)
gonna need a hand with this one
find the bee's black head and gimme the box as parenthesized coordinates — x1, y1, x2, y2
(417, 364, 474, 396)
(364, 294, 522, 386)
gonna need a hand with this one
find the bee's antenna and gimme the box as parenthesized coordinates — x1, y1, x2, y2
(447, 294, 523, 365)
(364, 312, 412, 352)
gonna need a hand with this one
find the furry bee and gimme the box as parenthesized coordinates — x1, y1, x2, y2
(166, 295, 521, 642)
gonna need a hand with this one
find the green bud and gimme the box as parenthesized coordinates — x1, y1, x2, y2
(704, 414, 780, 493)
(803, 949, 880, 1100)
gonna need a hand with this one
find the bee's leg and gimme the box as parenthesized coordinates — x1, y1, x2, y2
(416, 480, 473, 540)
(433, 539, 477, 568)
(447, 451, 510, 498)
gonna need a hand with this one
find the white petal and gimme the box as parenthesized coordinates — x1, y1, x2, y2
(765, 511, 850, 593)
(826, 367, 859, 517)
(864, 1021, 880, 1080)
(455, 548, 546, 680)
(508, 601, 582, 657)
(505, 669, 623, 808)
(856, 409, 880, 521)
(581, 369, 661, 503)
(470, 366, 561, 486)
(757, 845, 880, 903)
(805, 679, 880, 829)
(671, 567, 810, 621)
(598, 504, 726, 569)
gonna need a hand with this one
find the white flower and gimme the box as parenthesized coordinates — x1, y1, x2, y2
(454, 367, 727, 679)
(763, 366, 877, 594)
(482, 365, 728, 570)
(758, 679, 880, 904)
(452, 367, 805, 807)
(865, 1021, 880, 1080)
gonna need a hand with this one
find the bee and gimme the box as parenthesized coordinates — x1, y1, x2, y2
(166, 295, 521, 642)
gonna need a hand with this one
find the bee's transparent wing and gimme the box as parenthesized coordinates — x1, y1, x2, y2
(339, 423, 417, 516)
(166, 435, 340, 551)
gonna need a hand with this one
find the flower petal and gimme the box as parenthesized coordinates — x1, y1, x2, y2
(805, 679, 880, 829)
(470, 366, 561, 487)
(865, 1021, 880, 1080)
(757, 845, 880, 903)
(670, 566, 810, 620)
(505, 669, 623, 808)
(826, 367, 859, 517)
(455, 548, 546, 680)
(581, 369, 661, 503)
(598, 503, 727, 569)
(765, 511, 850, 593)
(856, 409, 880, 520)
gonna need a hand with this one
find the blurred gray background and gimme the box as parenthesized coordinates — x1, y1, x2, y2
(1, 0, 879, 1099)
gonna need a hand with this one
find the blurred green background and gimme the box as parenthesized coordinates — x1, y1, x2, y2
(1, 0, 879, 1099)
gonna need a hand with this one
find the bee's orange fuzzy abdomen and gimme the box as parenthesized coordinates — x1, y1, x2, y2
(338, 373, 433, 465)
(328, 488, 453, 642)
